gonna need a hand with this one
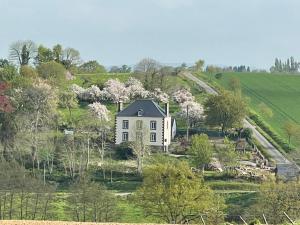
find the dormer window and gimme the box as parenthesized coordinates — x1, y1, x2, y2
(137, 109, 144, 117)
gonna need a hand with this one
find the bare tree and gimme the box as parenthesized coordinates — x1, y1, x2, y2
(9, 40, 37, 66)
(67, 179, 120, 222)
(62, 47, 81, 69)
(134, 58, 161, 90)
(129, 121, 150, 175)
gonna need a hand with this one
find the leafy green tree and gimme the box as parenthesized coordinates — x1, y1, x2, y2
(0, 59, 10, 68)
(282, 121, 300, 146)
(109, 65, 132, 73)
(52, 44, 63, 63)
(59, 91, 78, 121)
(195, 59, 205, 72)
(121, 64, 131, 73)
(250, 181, 300, 225)
(215, 73, 223, 79)
(258, 102, 273, 119)
(204, 90, 247, 133)
(20, 65, 38, 79)
(228, 77, 241, 94)
(78, 60, 106, 74)
(35, 45, 54, 65)
(133, 161, 224, 224)
(216, 137, 239, 168)
(188, 134, 213, 172)
(37, 61, 66, 84)
(0, 65, 18, 82)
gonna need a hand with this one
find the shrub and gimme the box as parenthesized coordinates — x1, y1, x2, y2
(115, 143, 134, 160)
(249, 112, 294, 152)
(242, 128, 253, 140)
(215, 73, 223, 79)
(249, 219, 261, 225)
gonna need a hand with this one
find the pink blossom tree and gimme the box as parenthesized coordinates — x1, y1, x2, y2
(0, 82, 13, 113)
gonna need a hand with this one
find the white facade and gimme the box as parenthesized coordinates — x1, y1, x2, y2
(115, 100, 172, 150)
(115, 116, 171, 147)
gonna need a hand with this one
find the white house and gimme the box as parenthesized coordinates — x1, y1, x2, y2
(115, 99, 174, 151)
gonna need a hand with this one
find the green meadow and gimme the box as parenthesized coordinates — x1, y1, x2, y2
(198, 72, 300, 149)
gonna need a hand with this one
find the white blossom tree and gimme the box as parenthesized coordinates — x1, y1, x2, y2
(70, 84, 85, 97)
(173, 89, 195, 104)
(126, 77, 150, 99)
(103, 79, 129, 103)
(88, 102, 110, 122)
(151, 88, 169, 103)
(179, 101, 204, 126)
(70, 84, 104, 102)
(84, 85, 104, 102)
(86, 102, 111, 168)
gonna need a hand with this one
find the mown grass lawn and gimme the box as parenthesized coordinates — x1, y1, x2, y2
(197, 72, 300, 149)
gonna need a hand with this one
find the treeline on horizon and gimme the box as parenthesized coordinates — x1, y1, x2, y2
(1, 40, 300, 76)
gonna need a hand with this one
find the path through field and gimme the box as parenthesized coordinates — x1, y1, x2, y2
(182, 72, 290, 164)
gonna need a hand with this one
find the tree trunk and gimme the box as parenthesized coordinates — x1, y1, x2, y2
(137, 156, 143, 175)
(20, 191, 24, 219)
(0, 194, 2, 220)
(43, 162, 46, 186)
(3, 192, 7, 219)
(32, 193, 39, 220)
(32, 110, 40, 172)
(42, 195, 50, 220)
(87, 135, 90, 169)
(110, 169, 113, 183)
(83, 201, 86, 222)
(9, 192, 14, 219)
(25, 195, 29, 219)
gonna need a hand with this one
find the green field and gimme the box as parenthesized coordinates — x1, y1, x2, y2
(197, 72, 300, 149)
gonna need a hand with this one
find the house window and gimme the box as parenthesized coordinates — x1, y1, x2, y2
(150, 121, 157, 130)
(122, 132, 128, 142)
(122, 120, 129, 129)
(136, 120, 143, 130)
(137, 109, 144, 117)
(150, 133, 156, 142)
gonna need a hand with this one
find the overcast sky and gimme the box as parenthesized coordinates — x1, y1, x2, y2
(1, 0, 299, 68)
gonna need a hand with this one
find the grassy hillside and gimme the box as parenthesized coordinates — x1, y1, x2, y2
(197, 72, 300, 149)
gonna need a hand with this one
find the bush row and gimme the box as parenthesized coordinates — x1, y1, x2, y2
(208, 181, 259, 191)
(249, 112, 295, 152)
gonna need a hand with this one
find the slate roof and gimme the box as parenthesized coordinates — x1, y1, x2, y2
(117, 99, 167, 117)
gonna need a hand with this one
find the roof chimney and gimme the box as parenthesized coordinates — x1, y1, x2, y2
(118, 101, 123, 112)
(164, 102, 169, 117)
